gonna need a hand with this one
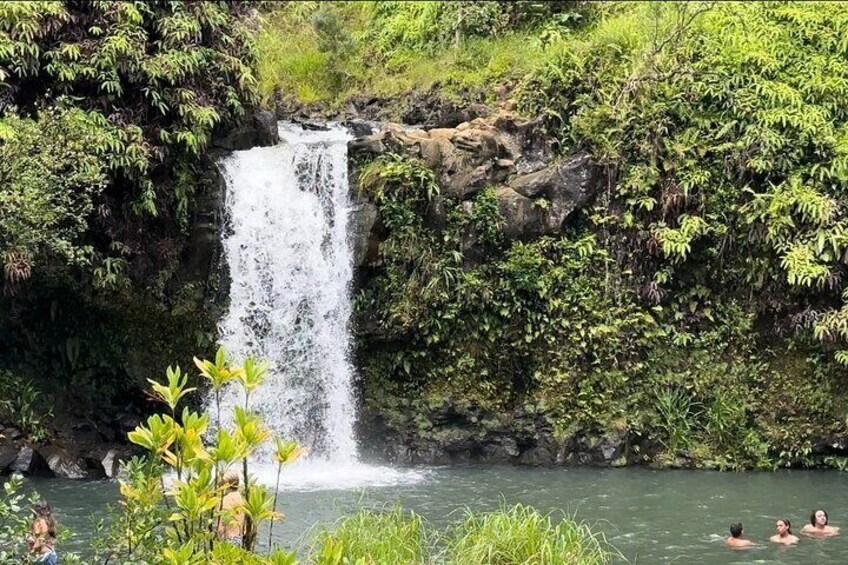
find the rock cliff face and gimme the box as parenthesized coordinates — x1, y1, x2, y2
(348, 111, 604, 269)
(343, 111, 644, 468)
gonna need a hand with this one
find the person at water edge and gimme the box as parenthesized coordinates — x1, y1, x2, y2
(769, 518, 799, 545)
(725, 522, 754, 548)
(27, 499, 58, 564)
(217, 470, 245, 547)
(801, 509, 839, 536)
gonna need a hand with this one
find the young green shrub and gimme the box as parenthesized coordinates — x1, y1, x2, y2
(0, 372, 53, 443)
(442, 503, 616, 565)
(653, 387, 700, 456)
(107, 347, 301, 563)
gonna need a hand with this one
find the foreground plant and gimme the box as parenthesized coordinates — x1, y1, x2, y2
(443, 503, 617, 565)
(103, 348, 301, 564)
(311, 507, 428, 565)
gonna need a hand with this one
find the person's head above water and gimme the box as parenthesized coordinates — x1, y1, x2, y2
(32, 499, 52, 518)
(31, 499, 56, 538)
(811, 509, 829, 527)
(729, 523, 744, 538)
(776, 518, 792, 535)
(221, 470, 240, 491)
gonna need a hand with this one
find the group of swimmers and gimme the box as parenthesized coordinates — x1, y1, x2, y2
(725, 509, 839, 548)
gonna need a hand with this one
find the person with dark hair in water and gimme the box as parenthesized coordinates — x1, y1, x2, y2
(801, 509, 839, 537)
(770, 518, 799, 545)
(27, 499, 58, 564)
(725, 522, 754, 548)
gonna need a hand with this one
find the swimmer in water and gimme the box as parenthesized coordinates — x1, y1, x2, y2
(725, 522, 754, 548)
(769, 518, 799, 545)
(801, 509, 839, 537)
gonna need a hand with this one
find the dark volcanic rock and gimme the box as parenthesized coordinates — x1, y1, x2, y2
(10, 446, 51, 476)
(0, 435, 18, 471)
(213, 109, 279, 151)
(495, 186, 547, 240)
(508, 151, 602, 232)
(351, 198, 380, 267)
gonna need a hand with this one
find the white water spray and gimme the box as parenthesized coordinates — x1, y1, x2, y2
(216, 123, 357, 462)
(214, 122, 425, 490)
(209, 123, 425, 490)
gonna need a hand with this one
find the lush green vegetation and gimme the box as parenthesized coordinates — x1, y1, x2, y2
(0, 349, 614, 564)
(7, 0, 848, 560)
(0, 1, 260, 422)
(256, 2, 593, 107)
(310, 504, 616, 565)
(311, 507, 428, 564)
(272, 1, 848, 469)
(2, 0, 848, 481)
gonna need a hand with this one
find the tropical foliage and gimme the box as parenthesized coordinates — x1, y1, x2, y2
(0, 0, 259, 433)
(256, 2, 591, 106)
(97, 348, 302, 564)
(0, 1, 258, 217)
(332, 2, 848, 469)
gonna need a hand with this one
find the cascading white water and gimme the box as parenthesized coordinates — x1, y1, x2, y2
(216, 123, 357, 462)
(213, 122, 425, 490)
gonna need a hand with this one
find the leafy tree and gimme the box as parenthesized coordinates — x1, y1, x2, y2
(0, 106, 111, 285)
(0, 0, 260, 217)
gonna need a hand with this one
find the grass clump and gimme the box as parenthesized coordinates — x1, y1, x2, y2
(442, 504, 616, 565)
(311, 507, 429, 565)
(309, 504, 616, 564)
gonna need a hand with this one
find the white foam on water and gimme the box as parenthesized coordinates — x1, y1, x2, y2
(250, 460, 430, 492)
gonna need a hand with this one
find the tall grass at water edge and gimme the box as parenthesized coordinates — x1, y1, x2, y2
(310, 503, 617, 564)
(311, 506, 429, 564)
(444, 503, 617, 565)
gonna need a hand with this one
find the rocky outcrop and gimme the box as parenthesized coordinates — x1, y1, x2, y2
(9, 446, 50, 476)
(508, 151, 602, 233)
(277, 85, 492, 129)
(0, 419, 135, 479)
(0, 432, 19, 470)
(0, 438, 132, 479)
(359, 401, 644, 468)
(350, 198, 381, 267)
(213, 109, 280, 151)
(39, 446, 87, 479)
(348, 111, 604, 266)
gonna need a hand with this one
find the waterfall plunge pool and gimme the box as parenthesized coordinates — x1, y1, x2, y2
(27, 466, 848, 564)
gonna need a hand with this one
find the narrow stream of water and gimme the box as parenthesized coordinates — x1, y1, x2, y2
(28, 467, 848, 564)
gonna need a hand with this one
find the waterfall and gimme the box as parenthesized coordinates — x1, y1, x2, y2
(215, 122, 357, 463)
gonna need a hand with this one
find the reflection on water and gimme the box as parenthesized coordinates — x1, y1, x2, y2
(26, 467, 848, 563)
